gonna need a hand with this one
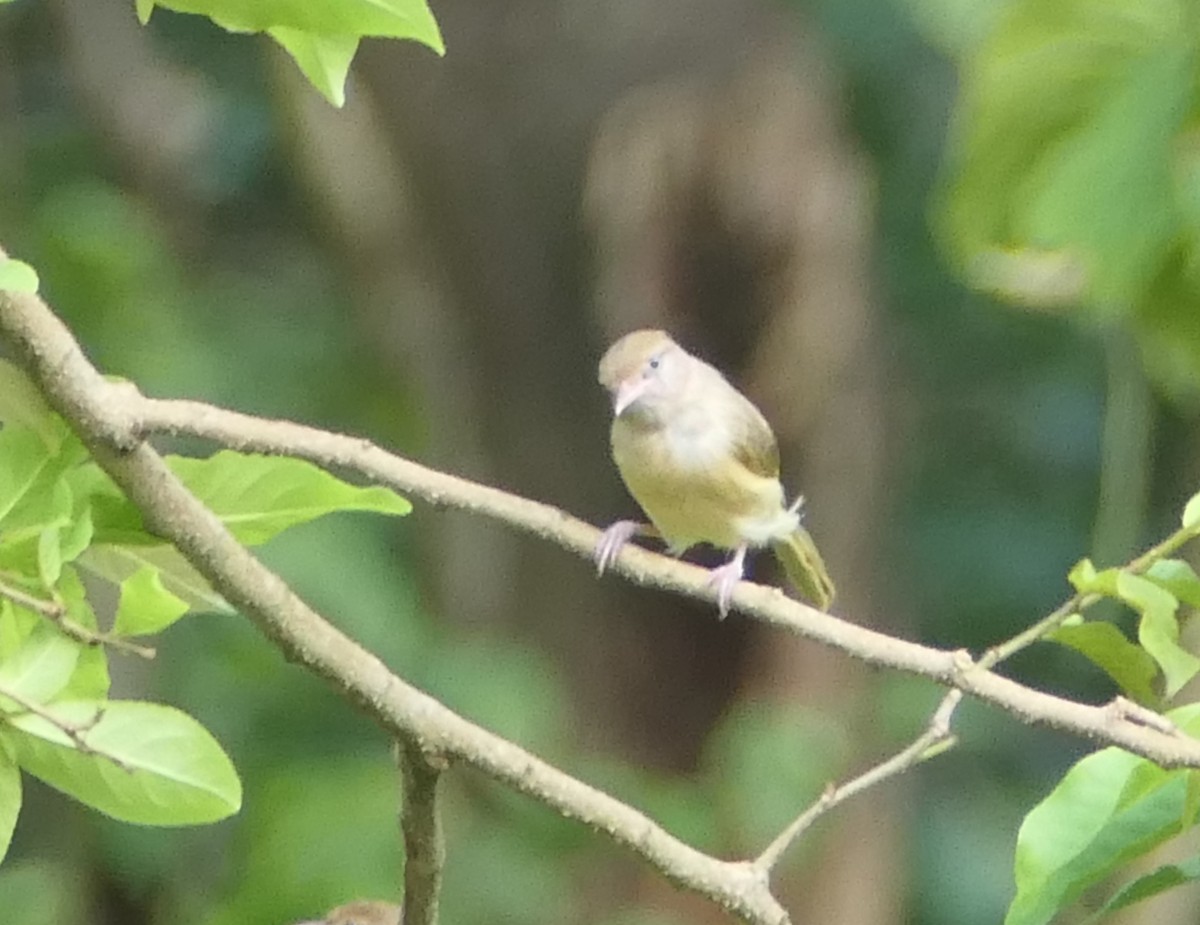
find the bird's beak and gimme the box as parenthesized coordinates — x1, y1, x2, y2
(613, 377, 648, 417)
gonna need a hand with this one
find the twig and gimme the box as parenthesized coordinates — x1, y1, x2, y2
(0, 281, 791, 924)
(396, 740, 446, 925)
(0, 680, 131, 771)
(4, 257, 1200, 922)
(754, 690, 962, 872)
(0, 575, 155, 659)
(981, 524, 1198, 670)
(0, 282, 1198, 768)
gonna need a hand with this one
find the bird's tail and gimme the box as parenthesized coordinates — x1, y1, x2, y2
(770, 525, 835, 611)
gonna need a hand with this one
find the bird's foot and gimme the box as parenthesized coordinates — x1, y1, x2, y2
(595, 520, 646, 575)
(706, 545, 748, 618)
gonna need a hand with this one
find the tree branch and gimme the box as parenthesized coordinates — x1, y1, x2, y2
(754, 690, 961, 872)
(118, 406, 1200, 766)
(0, 283, 791, 924)
(0, 574, 155, 659)
(0, 680, 131, 771)
(4, 265, 1200, 924)
(396, 740, 446, 925)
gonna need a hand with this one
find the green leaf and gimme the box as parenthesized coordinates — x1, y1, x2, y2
(54, 567, 109, 700)
(0, 699, 241, 825)
(74, 452, 410, 548)
(1006, 740, 1192, 925)
(36, 527, 62, 587)
(0, 425, 56, 526)
(79, 545, 229, 614)
(270, 29, 358, 107)
(0, 258, 39, 294)
(1146, 558, 1200, 609)
(140, 0, 443, 53)
(0, 625, 80, 705)
(168, 451, 411, 545)
(1117, 572, 1200, 696)
(938, 0, 1196, 311)
(1047, 620, 1160, 706)
(1068, 558, 1120, 595)
(1183, 490, 1200, 531)
(113, 566, 190, 637)
(0, 753, 20, 865)
(0, 359, 63, 450)
(1092, 855, 1200, 919)
(1014, 47, 1190, 308)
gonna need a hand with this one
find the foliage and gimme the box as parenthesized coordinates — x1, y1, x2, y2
(138, 0, 444, 106)
(936, 0, 1200, 396)
(1007, 703, 1200, 925)
(0, 358, 411, 863)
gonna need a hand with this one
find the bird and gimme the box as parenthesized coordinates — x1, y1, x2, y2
(594, 329, 834, 617)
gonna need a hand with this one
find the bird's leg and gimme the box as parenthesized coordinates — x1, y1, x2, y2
(594, 521, 661, 574)
(788, 494, 807, 517)
(707, 544, 748, 618)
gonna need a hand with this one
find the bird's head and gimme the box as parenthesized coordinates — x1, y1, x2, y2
(598, 329, 690, 420)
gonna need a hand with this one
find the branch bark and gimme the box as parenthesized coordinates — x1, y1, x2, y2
(4, 268, 1200, 924)
(396, 740, 445, 925)
(0, 282, 791, 924)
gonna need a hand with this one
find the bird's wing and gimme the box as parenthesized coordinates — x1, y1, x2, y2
(730, 395, 781, 480)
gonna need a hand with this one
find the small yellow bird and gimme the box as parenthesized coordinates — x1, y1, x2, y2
(595, 329, 834, 616)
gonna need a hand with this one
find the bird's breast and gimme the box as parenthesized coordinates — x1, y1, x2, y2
(610, 415, 789, 551)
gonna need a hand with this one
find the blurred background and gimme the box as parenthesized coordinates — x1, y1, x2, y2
(1, 0, 1197, 923)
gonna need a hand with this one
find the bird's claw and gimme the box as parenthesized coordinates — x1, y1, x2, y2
(595, 520, 642, 575)
(706, 546, 748, 619)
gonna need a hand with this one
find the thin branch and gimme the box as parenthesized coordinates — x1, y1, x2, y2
(0, 575, 156, 659)
(0, 282, 790, 924)
(981, 522, 1197, 670)
(396, 740, 446, 925)
(754, 690, 962, 872)
(4, 263, 1200, 923)
(0, 280, 1197, 770)
(0, 680, 131, 771)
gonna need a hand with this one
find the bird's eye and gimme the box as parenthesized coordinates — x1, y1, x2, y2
(648, 356, 661, 370)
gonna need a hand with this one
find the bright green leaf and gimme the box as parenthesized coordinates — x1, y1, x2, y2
(0, 359, 63, 450)
(1146, 559, 1200, 609)
(0, 425, 55, 526)
(113, 566, 190, 637)
(1014, 47, 1189, 309)
(0, 259, 39, 294)
(1047, 621, 1160, 706)
(270, 28, 358, 107)
(168, 451, 411, 545)
(79, 545, 229, 614)
(938, 0, 1196, 311)
(136, 0, 154, 24)
(74, 452, 410, 549)
(0, 626, 80, 705)
(142, 0, 443, 53)
(54, 567, 109, 701)
(1117, 572, 1200, 696)
(1093, 854, 1200, 919)
(0, 699, 241, 825)
(1006, 746, 1190, 925)
(0, 753, 20, 864)
(36, 527, 62, 587)
(57, 506, 94, 568)
(1183, 490, 1200, 531)
(1069, 558, 1109, 594)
